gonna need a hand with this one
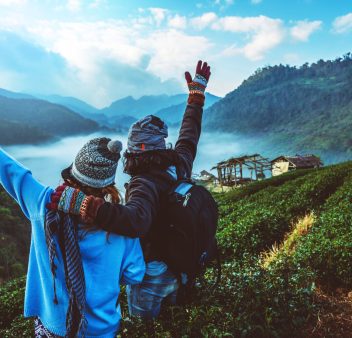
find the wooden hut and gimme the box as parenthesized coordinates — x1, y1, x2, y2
(211, 154, 271, 187)
(271, 154, 323, 176)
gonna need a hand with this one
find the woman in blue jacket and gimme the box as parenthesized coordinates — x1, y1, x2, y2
(0, 137, 146, 338)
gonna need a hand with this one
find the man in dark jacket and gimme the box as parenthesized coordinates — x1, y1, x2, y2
(48, 60, 211, 319)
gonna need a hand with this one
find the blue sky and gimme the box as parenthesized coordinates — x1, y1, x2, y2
(0, 0, 350, 107)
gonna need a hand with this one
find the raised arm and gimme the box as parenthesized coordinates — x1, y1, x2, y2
(0, 148, 49, 220)
(175, 60, 211, 177)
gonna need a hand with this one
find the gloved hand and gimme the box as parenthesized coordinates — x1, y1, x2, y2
(185, 60, 211, 106)
(46, 185, 104, 224)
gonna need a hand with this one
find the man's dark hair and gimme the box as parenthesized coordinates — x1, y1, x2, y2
(123, 149, 181, 176)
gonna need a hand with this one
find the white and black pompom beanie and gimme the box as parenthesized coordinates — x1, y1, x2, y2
(64, 137, 122, 188)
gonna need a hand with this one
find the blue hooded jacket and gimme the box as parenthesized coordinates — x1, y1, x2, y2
(0, 148, 146, 337)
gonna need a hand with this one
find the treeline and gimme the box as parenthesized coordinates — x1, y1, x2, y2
(0, 119, 52, 145)
(205, 53, 352, 156)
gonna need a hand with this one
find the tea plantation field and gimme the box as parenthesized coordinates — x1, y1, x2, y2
(1, 162, 351, 337)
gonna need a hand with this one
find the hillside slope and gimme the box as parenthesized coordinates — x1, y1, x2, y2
(1, 162, 351, 337)
(0, 96, 100, 144)
(205, 54, 352, 156)
(0, 119, 52, 145)
(0, 187, 30, 281)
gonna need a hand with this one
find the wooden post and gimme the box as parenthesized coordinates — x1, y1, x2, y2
(254, 161, 257, 180)
(234, 163, 237, 187)
(217, 168, 222, 186)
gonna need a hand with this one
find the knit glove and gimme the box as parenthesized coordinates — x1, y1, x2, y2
(185, 60, 211, 106)
(46, 185, 105, 224)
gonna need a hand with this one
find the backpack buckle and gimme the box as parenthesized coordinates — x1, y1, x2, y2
(183, 193, 191, 207)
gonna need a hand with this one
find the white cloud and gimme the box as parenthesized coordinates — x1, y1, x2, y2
(67, 0, 81, 12)
(168, 14, 187, 29)
(212, 15, 285, 60)
(290, 20, 322, 41)
(251, 0, 262, 4)
(138, 29, 212, 81)
(191, 12, 218, 30)
(332, 12, 352, 33)
(149, 7, 168, 27)
(0, 0, 26, 5)
(19, 18, 211, 105)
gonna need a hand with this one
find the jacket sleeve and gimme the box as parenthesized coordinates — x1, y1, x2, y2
(174, 102, 203, 178)
(95, 175, 159, 238)
(0, 148, 49, 220)
(121, 239, 146, 285)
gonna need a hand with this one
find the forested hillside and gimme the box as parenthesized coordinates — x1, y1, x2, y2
(0, 119, 52, 145)
(205, 54, 352, 157)
(0, 187, 30, 282)
(0, 96, 100, 144)
(1, 162, 351, 337)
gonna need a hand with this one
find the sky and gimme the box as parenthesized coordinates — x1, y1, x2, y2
(0, 0, 350, 108)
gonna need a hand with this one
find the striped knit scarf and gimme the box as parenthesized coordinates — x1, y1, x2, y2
(45, 210, 87, 338)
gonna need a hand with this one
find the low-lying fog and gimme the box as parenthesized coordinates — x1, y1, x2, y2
(3, 130, 263, 191)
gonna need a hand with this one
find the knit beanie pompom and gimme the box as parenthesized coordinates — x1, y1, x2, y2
(107, 140, 123, 154)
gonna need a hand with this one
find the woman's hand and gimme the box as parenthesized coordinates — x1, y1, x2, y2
(185, 60, 211, 106)
(47, 185, 104, 224)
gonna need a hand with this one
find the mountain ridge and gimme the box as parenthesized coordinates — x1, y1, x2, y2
(204, 53, 352, 158)
(0, 95, 101, 145)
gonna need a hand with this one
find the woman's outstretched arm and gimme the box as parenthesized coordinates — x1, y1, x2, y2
(0, 148, 50, 220)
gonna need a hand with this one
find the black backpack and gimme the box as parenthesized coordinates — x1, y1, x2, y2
(154, 180, 220, 284)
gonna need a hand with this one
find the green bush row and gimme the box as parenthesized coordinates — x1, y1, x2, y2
(217, 163, 350, 259)
(216, 167, 316, 215)
(292, 172, 352, 288)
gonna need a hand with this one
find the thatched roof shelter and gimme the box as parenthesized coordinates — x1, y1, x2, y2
(212, 154, 271, 187)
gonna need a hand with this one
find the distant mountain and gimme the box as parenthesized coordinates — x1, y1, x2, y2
(0, 95, 100, 144)
(101, 94, 198, 118)
(35, 94, 114, 128)
(37, 94, 99, 116)
(204, 53, 352, 158)
(155, 93, 221, 124)
(99, 93, 221, 128)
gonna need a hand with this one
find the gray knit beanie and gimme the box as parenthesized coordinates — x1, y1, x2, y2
(65, 137, 122, 188)
(127, 115, 168, 153)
